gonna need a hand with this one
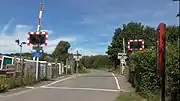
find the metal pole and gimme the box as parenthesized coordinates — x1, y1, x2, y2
(19, 44, 22, 63)
(76, 50, 79, 73)
(66, 58, 68, 75)
(36, 57, 39, 81)
(123, 38, 125, 53)
(120, 58, 121, 74)
(33, 57, 36, 60)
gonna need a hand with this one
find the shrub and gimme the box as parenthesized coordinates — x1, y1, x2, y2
(128, 43, 180, 101)
(128, 49, 160, 99)
(166, 44, 180, 101)
(0, 76, 8, 92)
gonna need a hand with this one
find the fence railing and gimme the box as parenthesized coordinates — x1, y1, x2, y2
(0, 55, 69, 92)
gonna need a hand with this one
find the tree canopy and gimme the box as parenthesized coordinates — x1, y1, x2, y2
(106, 22, 156, 68)
(52, 41, 70, 64)
(106, 21, 179, 100)
(80, 55, 112, 69)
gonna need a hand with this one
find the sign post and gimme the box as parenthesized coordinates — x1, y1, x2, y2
(27, 2, 48, 81)
(117, 38, 127, 75)
(73, 51, 82, 73)
(118, 53, 127, 74)
(157, 23, 166, 101)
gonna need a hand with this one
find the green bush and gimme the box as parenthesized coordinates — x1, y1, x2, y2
(4, 73, 36, 91)
(166, 44, 180, 101)
(0, 76, 8, 92)
(128, 49, 160, 99)
(128, 44, 180, 101)
(79, 65, 90, 73)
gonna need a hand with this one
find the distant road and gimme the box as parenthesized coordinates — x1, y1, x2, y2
(0, 70, 120, 101)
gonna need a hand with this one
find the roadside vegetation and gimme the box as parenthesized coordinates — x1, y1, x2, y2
(78, 21, 179, 101)
(0, 22, 179, 101)
(106, 22, 179, 101)
(115, 92, 147, 101)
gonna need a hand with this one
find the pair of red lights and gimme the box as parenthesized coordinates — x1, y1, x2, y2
(27, 32, 48, 46)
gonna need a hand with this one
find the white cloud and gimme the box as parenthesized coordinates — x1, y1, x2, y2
(0, 24, 33, 53)
(69, 47, 105, 56)
(0, 24, 76, 54)
(15, 24, 30, 28)
(43, 36, 76, 54)
(0, 18, 14, 35)
(41, 29, 53, 35)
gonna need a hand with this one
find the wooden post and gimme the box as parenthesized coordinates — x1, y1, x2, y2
(55, 58, 58, 77)
(21, 58, 25, 85)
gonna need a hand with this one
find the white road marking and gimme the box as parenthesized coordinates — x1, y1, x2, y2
(41, 86, 120, 92)
(42, 75, 76, 87)
(26, 86, 35, 89)
(2, 75, 77, 98)
(3, 88, 36, 98)
(112, 73, 121, 90)
(0, 95, 4, 97)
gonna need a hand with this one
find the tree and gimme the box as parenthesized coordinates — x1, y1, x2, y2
(106, 22, 155, 69)
(52, 41, 70, 64)
(80, 55, 111, 69)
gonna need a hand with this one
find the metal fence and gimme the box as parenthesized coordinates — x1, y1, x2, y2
(0, 56, 65, 81)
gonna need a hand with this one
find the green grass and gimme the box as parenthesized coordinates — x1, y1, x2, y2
(115, 92, 147, 101)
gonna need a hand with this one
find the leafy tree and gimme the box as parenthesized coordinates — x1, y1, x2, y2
(80, 55, 111, 69)
(106, 22, 156, 68)
(52, 41, 70, 64)
(107, 21, 179, 100)
(166, 25, 180, 45)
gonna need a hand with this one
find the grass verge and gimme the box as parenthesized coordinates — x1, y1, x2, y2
(115, 92, 147, 101)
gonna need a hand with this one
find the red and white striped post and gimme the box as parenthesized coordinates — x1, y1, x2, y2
(27, 2, 48, 81)
(37, 2, 43, 32)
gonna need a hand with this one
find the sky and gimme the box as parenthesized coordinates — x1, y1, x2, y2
(0, 0, 179, 55)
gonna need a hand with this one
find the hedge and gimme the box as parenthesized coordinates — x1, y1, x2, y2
(128, 48, 160, 99)
(0, 73, 36, 92)
(0, 76, 8, 92)
(128, 44, 180, 101)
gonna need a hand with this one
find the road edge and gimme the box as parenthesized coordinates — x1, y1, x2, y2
(112, 73, 121, 90)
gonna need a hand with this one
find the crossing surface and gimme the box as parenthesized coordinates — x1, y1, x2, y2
(0, 70, 120, 101)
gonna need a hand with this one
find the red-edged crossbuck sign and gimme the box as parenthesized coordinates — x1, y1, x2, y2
(128, 39, 144, 51)
(27, 32, 48, 46)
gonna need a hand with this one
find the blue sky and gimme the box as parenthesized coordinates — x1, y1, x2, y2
(0, 0, 179, 55)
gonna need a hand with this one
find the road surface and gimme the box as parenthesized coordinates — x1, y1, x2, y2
(0, 70, 120, 101)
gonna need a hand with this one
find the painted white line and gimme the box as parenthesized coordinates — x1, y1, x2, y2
(26, 86, 35, 89)
(42, 75, 76, 87)
(3, 76, 77, 98)
(41, 86, 120, 92)
(3, 88, 36, 98)
(112, 73, 121, 90)
(0, 95, 4, 98)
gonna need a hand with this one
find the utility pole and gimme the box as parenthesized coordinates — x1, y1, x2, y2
(123, 38, 125, 53)
(76, 50, 79, 73)
(118, 38, 127, 75)
(15, 39, 26, 62)
(65, 58, 68, 75)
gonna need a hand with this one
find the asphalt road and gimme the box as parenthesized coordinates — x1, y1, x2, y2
(0, 70, 120, 101)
